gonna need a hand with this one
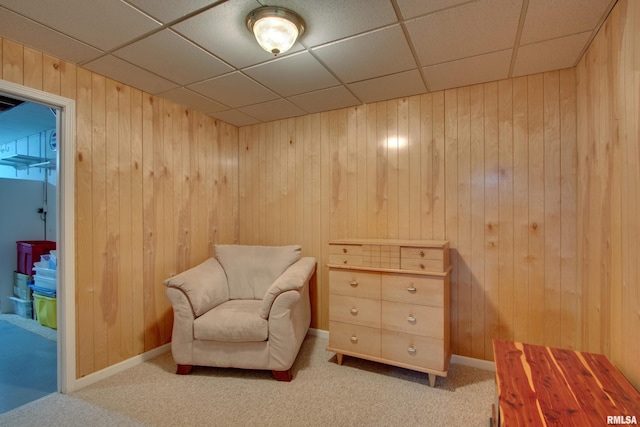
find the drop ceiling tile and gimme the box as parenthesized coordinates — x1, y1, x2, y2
(313, 25, 417, 83)
(406, 0, 522, 66)
(126, 0, 222, 24)
(83, 55, 178, 95)
(347, 69, 426, 104)
(513, 32, 591, 77)
(0, 0, 160, 51)
(172, 0, 304, 69)
(244, 52, 339, 97)
(396, 0, 474, 19)
(238, 99, 306, 122)
(210, 109, 260, 127)
(113, 29, 232, 86)
(520, 0, 612, 45)
(424, 49, 512, 91)
(0, 8, 102, 63)
(188, 72, 278, 108)
(262, 0, 397, 47)
(158, 88, 227, 114)
(288, 86, 360, 114)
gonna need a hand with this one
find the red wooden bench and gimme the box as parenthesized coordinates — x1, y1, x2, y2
(492, 339, 640, 426)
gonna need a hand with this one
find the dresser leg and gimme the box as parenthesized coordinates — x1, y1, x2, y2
(428, 373, 436, 387)
(336, 353, 343, 365)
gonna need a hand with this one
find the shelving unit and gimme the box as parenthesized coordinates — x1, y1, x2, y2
(0, 154, 55, 170)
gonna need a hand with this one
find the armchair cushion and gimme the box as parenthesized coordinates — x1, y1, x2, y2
(194, 300, 267, 342)
(163, 257, 229, 317)
(260, 257, 316, 319)
(215, 244, 301, 300)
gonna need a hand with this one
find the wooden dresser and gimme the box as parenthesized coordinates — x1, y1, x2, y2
(326, 239, 451, 387)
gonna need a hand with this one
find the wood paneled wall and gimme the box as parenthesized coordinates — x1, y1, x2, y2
(239, 69, 578, 361)
(576, 0, 640, 389)
(0, 37, 239, 378)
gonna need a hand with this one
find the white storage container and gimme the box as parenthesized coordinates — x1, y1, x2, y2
(9, 296, 33, 318)
(33, 265, 56, 279)
(33, 274, 56, 290)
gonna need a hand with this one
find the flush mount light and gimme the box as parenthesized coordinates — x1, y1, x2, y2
(246, 6, 305, 56)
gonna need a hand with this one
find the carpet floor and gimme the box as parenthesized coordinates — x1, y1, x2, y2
(0, 335, 496, 426)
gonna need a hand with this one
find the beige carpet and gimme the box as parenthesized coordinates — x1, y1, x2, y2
(0, 335, 496, 426)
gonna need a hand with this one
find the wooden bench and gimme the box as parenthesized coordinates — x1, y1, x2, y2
(492, 339, 640, 426)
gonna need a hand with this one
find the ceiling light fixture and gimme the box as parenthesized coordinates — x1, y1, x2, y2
(246, 6, 305, 56)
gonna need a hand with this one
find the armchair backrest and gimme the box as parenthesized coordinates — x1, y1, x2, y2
(214, 244, 301, 300)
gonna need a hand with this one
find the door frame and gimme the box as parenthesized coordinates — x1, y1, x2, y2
(0, 79, 76, 393)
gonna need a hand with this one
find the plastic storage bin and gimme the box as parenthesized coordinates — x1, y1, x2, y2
(33, 274, 56, 291)
(13, 271, 32, 300)
(16, 240, 56, 275)
(33, 262, 56, 279)
(9, 296, 33, 318)
(33, 294, 57, 329)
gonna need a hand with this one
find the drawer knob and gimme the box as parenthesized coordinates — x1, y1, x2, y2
(419, 251, 425, 257)
(349, 280, 358, 287)
(406, 286, 417, 292)
(343, 259, 348, 264)
(407, 347, 416, 354)
(350, 308, 359, 315)
(419, 263, 425, 269)
(350, 336, 358, 343)
(343, 248, 347, 253)
(407, 316, 416, 323)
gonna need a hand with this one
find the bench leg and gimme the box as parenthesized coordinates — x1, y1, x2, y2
(272, 369, 292, 382)
(176, 364, 193, 375)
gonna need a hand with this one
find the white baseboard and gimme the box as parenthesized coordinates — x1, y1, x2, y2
(70, 343, 171, 392)
(311, 328, 495, 372)
(69, 331, 494, 392)
(451, 354, 495, 372)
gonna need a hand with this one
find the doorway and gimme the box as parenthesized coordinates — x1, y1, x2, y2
(0, 79, 76, 396)
(0, 98, 58, 413)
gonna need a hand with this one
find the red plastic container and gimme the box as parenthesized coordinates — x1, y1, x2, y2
(16, 240, 56, 275)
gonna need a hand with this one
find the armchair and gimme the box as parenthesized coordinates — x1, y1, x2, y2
(164, 244, 316, 381)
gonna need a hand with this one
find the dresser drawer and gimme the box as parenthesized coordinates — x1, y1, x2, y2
(329, 321, 381, 358)
(329, 243, 363, 256)
(400, 246, 448, 272)
(330, 295, 381, 328)
(381, 274, 444, 307)
(401, 246, 443, 260)
(329, 269, 381, 299)
(400, 258, 446, 273)
(329, 254, 362, 267)
(381, 301, 443, 338)
(382, 330, 445, 371)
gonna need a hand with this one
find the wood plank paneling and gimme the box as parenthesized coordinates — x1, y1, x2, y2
(23, 47, 42, 91)
(239, 71, 579, 361)
(2, 39, 23, 84)
(576, 0, 640, 389)
(497, 79, 514, 343)
(1, 37, 238, 378)
(75, 67, 94, 377)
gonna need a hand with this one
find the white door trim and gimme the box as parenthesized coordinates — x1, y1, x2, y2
(0, 79, 76, 393)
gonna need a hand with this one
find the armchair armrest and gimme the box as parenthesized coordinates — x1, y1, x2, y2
(163, 257, 229, 317)
(260, 257, 316, 319)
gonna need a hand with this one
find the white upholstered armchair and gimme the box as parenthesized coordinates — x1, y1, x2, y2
(164, 244, 316, 381)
